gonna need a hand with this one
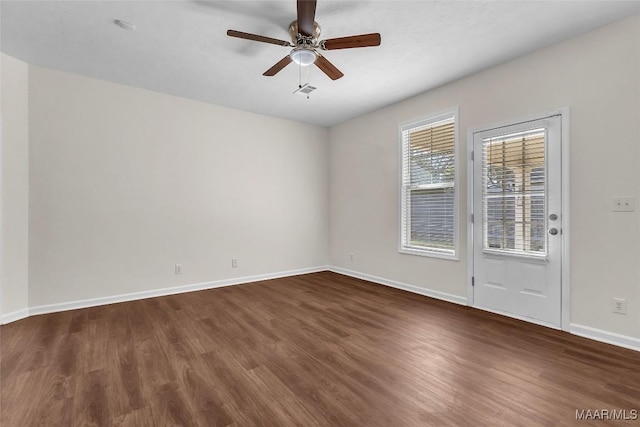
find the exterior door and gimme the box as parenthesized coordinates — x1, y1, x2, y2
(472, 115, 562, 327)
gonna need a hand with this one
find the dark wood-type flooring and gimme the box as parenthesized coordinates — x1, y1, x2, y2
(1, 272, 639, 426)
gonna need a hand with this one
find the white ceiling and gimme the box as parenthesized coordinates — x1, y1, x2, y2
(2, 1, 639, 127)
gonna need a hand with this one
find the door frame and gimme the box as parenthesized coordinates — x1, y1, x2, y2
(466, 108, 571, 331)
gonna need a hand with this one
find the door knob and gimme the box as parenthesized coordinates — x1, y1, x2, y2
(548, 228, 558, 235)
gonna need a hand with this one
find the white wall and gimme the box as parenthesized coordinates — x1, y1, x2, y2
(329, 15, 640, 339)
(2, 15, 638, 348)
(28, 66, 329, 308)
(0, 53, 30, 318)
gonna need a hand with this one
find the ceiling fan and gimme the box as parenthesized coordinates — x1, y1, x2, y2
(226, 0, 381, 80)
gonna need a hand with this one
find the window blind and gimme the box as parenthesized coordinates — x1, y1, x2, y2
(482, 129, 546, 255)
(401, 116, 456, 255)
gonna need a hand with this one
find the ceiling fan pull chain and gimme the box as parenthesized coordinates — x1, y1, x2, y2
(299, 60, 302, 89)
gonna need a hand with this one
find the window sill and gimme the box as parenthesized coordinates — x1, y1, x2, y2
(399, 247, 459, 261)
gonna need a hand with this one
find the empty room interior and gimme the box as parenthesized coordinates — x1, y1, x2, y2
(1, 0, 640, 425)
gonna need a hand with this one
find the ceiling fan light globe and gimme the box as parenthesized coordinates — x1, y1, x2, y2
(290, 48, 317, 66)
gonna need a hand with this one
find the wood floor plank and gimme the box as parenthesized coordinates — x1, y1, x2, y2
(72, 369, 111, 426)
(2, 271, 639, 426)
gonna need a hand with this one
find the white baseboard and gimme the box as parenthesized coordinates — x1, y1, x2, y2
(328, 268, 640, 353)
(0, 308, 29, 325)
(4, 267, 639, 354)
(1, 266, 328, 325)
(328, 266, 468, 306)
(569, 323, 640, 352)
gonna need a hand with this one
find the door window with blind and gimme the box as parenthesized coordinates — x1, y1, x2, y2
(400, 110, 458, 258)
(482, 129, 547, 256)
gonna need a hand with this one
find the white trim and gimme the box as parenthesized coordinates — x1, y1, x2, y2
(0, 91, 3, 321)
(1, 266, 328, 324)
(466, 128, 475, 306)
(570, 323, 640, 352)
(4, 265, 639, 353)
(559, 107, 571, 331)
(332, 267, 639, 353)
(398, 106, 460, 261)
(466, 108, 568, 136)
(0, 308, 29, 324)
(328, 266, 467, 306)
(398, 248, 457, 261)
(466, 108, 571, 330)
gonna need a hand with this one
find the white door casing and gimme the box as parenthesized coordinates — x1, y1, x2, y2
(471, 115, 563, 328)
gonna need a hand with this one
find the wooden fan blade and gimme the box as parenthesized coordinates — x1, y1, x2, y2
(227, 30, 291, 47)
(315, 54, 344, 80)
(321, 33, 381, 50)
(297, 0, 317, 36)
(263, 56, 293, 76)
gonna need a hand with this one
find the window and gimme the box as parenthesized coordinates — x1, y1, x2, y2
(482, 129, 546, 256)
(400, 110, 457, 258)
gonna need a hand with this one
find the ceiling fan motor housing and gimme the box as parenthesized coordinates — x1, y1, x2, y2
(288, 21, 321, 47)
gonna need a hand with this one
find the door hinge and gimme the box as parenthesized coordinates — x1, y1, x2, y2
(471, 151, 474, 161)
(471, 276, 475, 287)
(471, 213, 474, 223)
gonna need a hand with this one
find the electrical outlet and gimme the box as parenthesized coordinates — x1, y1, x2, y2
(612, 197, 635, 212)
(349, 253, 354, 262)
(231, 259, 238, 268)
(612, 298, 627, 315)
(175, 264, 182, 275)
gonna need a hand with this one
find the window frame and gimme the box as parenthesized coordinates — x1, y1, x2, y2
(398, 107, 460, 260)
